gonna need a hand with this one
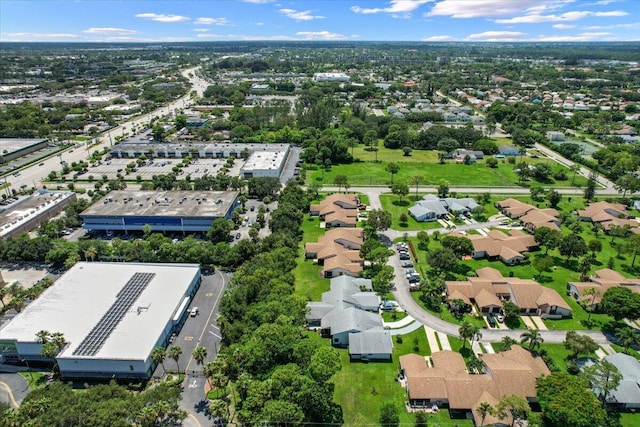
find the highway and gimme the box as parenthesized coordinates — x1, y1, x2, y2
(4, 67, 209, 193)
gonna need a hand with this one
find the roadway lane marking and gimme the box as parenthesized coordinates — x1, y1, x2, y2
(184, 336, 194, 341)
(205, 292, 213, 297)
(0, 381, 20, 408)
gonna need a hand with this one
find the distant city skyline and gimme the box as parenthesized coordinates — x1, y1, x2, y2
(1, 0, 639, 43)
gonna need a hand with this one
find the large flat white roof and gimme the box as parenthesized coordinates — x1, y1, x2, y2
(241, 149, 288, 172)
(0, 262, 199, 361)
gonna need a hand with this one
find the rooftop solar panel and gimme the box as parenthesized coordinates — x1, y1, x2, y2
(73, 272, 155, 356)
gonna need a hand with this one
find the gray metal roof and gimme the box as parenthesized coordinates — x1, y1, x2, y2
(348, 328, 393, 355)
(320, 306, 382, 335)
(603, 353, 640, 405)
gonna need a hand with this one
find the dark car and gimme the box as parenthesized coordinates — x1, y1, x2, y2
(402, 261, 414, 268)
(399, 253, 410, 260)
(487, 314, 496, 327)
(235, 233, 241, 240)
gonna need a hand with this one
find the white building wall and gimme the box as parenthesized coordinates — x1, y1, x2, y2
(57, 357, 151, 379)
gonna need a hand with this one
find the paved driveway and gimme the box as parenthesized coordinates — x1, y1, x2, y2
(0, 373, 29, 408)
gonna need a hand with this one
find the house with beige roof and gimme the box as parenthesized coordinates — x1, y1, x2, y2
(309, 193, 359, 227)
(567, 268, 640, 310)
(495, 198, 560, 231)
(577, 201, 640, 234)
(399, 346, 550, 424)
(446, 267, 572, 318)
(451, 229, 538, 265)
(305, 228, 364, 278)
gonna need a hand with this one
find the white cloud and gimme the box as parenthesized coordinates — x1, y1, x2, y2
(583, 22, 640, 30)
(351, 0, 433, 15)
(422, 35, 455, 41)
(194, 17, 230, 25)
(495, 9, 628, 24)
(101, 36, 193, 42)
(465, 30, 526, 41)
(135, 13, 190, 23)
(83, 27, 137, 35)
(240, 0, 275, 3)
(552, 23, 576, 29)
(535, 31, 612, 41)
(256, 22, 264, 26)
(426, 0, 558, 18)
(193, 28, 210, 32)
(296, 31, 349, 40)
(2, 32, 79, 39)
(279, 8, 324, 21)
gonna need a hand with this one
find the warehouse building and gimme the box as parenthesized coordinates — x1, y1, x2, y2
(0, 190, 76, 239)
(240, 146, 289, 179)
(0, 138, 48, 163)
(80, 190, 238, 233)
(110, 142, 289, 160)
(0, 262, 201, 379)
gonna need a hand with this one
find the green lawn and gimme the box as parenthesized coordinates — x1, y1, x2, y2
(308, 145, 588, 188)
(381, 310, 408, 323)
(621, 412, 640, 427)
(331, 327, 472, 426)
(380, 194, 444, 231)
(293, 215, 330, 301)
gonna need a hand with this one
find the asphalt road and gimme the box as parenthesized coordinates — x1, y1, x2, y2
(0, 373, 29, 408)
(4, 67, 207, 192)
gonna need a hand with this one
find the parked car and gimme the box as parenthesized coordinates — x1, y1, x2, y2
(487, 314, 496, 327)
(397, 247, 409, 253)
(402, 261, 414, 268)
(190, 307, 199, 317)
(399, 253, 410, 260)
(235, 233, 241, 239)
(408, 275, 420, 284)
(495, 313, 505, 323)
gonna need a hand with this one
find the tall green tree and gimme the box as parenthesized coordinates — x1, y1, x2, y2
(379, 402, 400, 427)
(537, 373, 606, 427)
(385, 163, 400, 185)
(582, 360, 623, 407)
(168, 345, 183, 373)
(192, 346, 207, 367)
(151, 347, 167, 373)
(476, 401, 494, 427)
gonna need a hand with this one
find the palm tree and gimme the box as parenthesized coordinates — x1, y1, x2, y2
(411, 175, 423, 200)
(192, 346, 207, 367)
(209, 399, 229, 424)
(459, 320, 477, 349)
(151, 347, 167, 373)
(616, 328, 640, 354)
(168, 345, 182, 373)
(83, 246, 97, 262)
(50, 332, 66, 350)
(470, 326, 483, 350)
(476, 401, 494, 427)
(583, 287, 600, 324)
(35, 330, 50, 344)
(520, 328, 544, 352)
(500, 336, 517, 351)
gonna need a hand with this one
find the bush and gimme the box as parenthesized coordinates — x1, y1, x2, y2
(395, 335, 403, 344)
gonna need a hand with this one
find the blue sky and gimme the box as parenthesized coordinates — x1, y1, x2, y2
(1, 0, 639, 42)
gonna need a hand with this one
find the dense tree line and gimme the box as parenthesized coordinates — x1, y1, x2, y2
(1, 379, 186, 427)
(212, 182, 343, 425)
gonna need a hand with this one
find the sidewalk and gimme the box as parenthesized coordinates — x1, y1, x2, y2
(383, 314, 415, 329)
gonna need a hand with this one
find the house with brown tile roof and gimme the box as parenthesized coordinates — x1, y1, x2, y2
(399, 346, 550, 425)
(577, 201, 640, 234)
(495, 198, 560, 231)
(309, 194, 359, 228)
(446, 267, 572, 318)
(567, 268, 640, 309)
(451, 229, 537, 265)
(304, 228, 365, 278)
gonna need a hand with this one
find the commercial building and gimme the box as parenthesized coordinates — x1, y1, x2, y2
(80, 190, 238, 233)
(313, 73, 350, 82)
(0, 190, 76, 239)
(240, 146, 289, 179)
(110, 142, 289, 161)
(0, 138, 48, 163)
(0, 262, 201, 379)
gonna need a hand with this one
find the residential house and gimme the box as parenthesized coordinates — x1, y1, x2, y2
(566, 268, 640, 310)
(597, 353, 640, 410)
(495, 198, 561, 231)
(305, 228, 365, 278)
(577, 201, 640, 234)
(408, 195, 479, 222)
(309, 194, 359, 228)
(498, 145, 520, 156)
(305, 276, 392, 359)
(452, 229, 537, 264)
(446, 267, 572, 318)
(400, 346, 550, 425)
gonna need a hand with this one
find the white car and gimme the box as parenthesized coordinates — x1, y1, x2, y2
(495, 313, 504, 323)
(190, 307, 199, 317)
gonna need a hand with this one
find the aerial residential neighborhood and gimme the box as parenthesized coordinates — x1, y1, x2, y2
(1, 1, 640, 425)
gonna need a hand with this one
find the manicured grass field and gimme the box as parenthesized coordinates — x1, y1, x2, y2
(379, 194, 444, 231)
(381, 310, 408, 323)
(293, 215, 330, 301)
(307, 145, 588, 188)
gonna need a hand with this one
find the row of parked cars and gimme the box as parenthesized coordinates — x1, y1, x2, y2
(486, 312, 505, 327)
(397, 242, 411, 261)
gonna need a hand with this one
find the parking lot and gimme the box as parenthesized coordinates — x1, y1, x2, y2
(68, 156, 248, 182)
(152, 269, 230, 378)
